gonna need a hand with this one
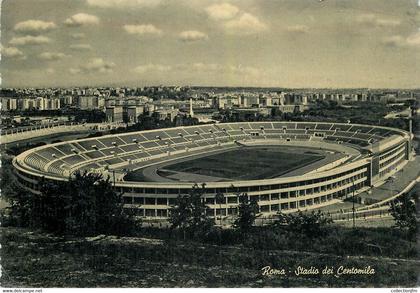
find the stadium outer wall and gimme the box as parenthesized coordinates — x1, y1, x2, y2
(12, 121, 413, 221)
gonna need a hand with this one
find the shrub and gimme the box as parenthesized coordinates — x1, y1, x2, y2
(271, 210, 333, 237)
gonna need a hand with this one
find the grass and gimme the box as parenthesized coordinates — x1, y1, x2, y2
(1, 226, 418, 288)
(162, 147, 324, 180)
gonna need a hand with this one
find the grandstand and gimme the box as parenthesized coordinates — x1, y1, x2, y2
(13, 121, 413, 220)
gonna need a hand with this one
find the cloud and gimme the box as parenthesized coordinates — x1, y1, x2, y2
(70, 58, 115, 74)
(14, 20, 56, 34)
(83, 58, 115, 73)
(187, 63, 265, 85)
(69, 68, 81, 74)
(382, 35, 405, 47)
(382, 32, 420, 48)
(356, 14, 400, 28)
(228, 65, 261, 77)
(129, 62, 268, 86)
(64, 13, 100, 27)
(179, 30, 208, 42)
(206, 3, 239, 21)
(133, 62, 262, 78)
(123, 24, 162, 36)
(189, 63, 216, 71)
(190, 63, 261, 77)
(9, 35, 51, 46)
(69, 44, 93, 51)
(133, 63, 172, 74)
(356, 14, 377, 25)
(224, 13, 267, 35)
(0, 46, 26, 59)
(406, 32, 420, 46)
(86, 0, 161, 8)
(38, 52, 69, 61)
(71, 32, 86, 39)
(375, 19, 401, 27)
(206, 3, 267, 35)
(286, 25, 309, 34)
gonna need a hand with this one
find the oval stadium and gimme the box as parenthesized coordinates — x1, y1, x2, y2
(13, 121, 414, 222)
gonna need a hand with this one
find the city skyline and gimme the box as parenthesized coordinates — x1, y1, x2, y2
(1, 0, 420, 89)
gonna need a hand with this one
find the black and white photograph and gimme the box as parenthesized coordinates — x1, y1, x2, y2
(0, 0, 419, 290)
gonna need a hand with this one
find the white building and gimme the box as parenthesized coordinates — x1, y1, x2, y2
(0, 98, 18, 111)
(106, 106, 124, 123)
(78, 96, 101, 110)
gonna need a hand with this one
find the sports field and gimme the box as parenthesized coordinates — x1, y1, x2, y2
(161, 147, 324, 180)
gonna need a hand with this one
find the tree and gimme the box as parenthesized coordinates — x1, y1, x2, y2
(271, 210, 333, 237)
(233, 193, 259, 233)
(1, 155, 34, 227)
(135, 113, 163, 130)
(169, 184, 214, 239)
(169, 194, 192, 240)
(32, 171, 140, 236)
(389, 192, 417, 240)
(74, 109, 106, 123)
(34, 179, 67, 232)
(2, 182, 34, 227)
(270, 107, 282, 118)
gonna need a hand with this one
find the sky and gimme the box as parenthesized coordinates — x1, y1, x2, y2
(1, 0, 420, 88)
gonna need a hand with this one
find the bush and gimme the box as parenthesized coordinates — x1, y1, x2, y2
(389, 190, 417, 240)
(271, 210, 333, 237)
(15, 171, 141, 236)
(168, 184, 215, 240)
(233, 193, 258, 233)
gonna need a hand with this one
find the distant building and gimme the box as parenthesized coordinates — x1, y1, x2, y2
(35, 97, 47, 110)
(60, 96, 74, 106)
(230, 108, 270, 120)
(189, 98, 194, 117)
(1, 98, 18, 111)
(105, 98, 116, 107)
(218, 96, 240, 109)
(49, 97, 61, 110)
(278, 104, 307, 113)
(243, 96, 259, 107)
(19, 98, 36, 110)
(125, 106, 144, 123)
(106, 106, 124, 123)
(78, 96, 102, 110)
(153, 109, 179, 121)
(284, 94, 307, 105)
(259, 96, 273, 107)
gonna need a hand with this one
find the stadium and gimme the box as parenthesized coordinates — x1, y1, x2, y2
(13, 121, 414, 222)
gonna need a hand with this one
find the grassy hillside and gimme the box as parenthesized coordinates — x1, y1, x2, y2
(1, 227, 418, 288)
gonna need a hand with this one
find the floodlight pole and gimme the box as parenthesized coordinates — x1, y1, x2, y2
(352, 181, 355, 229)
